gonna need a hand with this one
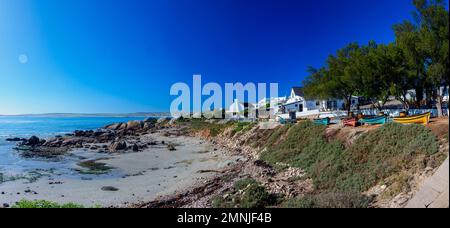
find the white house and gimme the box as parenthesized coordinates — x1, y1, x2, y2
(280, 87, 359, 119)
(257, 96, 287, 119)
(226, 99, 257, 119)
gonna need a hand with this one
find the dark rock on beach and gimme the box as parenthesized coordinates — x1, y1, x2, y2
(109, 141, 127, 152)
(101, 186, 119, 191)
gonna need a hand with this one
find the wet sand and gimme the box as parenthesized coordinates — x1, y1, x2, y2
(0, 133, 241, 207)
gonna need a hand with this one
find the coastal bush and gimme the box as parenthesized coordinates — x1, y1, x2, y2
(280, 192, 372, 208)
(260, 121, 326, 166)
(13, 199, 84, 208)
(312, 123, 440, 192)
(231, 122, 256, 136)
(259, 121, 440, 194)
(184, 119, 235, 137)
(258, 124, 291, 149)
(212, 178, 276, 208)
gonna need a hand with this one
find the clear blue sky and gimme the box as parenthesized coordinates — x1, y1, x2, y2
(0, 0, 423, 114)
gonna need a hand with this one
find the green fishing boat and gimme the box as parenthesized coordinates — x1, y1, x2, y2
(313, 117, 330, 126)
(358, 115, 387, 125)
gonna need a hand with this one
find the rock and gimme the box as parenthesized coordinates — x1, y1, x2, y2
(2, 203, 9, 208)
(126, 121, 144, 130)
(105, 123, 123, 130)
(143, 122, 155, 130)
(6, 137, 26, 142)
(168, 117, 179, 125)
(74, 130, 85, 137)
(109, 141, 127, 152)
(132, 144, 139, 152)
(23, 136, 41, 147)
(101, 186, 119, 191)
(167, 144, 176, 151)
(157, 117, 170, 125)
(90, 145, 99, 150)
(144, 117, 158, 123)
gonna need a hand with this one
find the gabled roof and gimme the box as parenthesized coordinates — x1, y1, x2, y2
(291, 87, 304, 97)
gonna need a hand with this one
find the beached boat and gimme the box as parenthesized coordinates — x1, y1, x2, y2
(343, 118, 358, 127)
(393, 112, 430, 126)
(359, 116, 387, 125)
(313, 117, 330, 126)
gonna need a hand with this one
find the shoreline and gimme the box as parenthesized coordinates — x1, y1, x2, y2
(0, 119, 242, 207)
(1, 117, 448, 208)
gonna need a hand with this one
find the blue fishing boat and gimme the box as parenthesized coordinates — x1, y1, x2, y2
(358, 115, 387, 125)
(313, 117, 330, 126)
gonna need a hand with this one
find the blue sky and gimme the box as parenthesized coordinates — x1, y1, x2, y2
(0, 0, 423, 114)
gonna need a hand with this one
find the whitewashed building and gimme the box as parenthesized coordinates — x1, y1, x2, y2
(280, 87, 359, 119)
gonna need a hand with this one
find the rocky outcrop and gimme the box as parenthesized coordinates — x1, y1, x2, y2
(19, 136, 45, 147)
(13, 119, 161, 158)
(108, 141, 127, 152)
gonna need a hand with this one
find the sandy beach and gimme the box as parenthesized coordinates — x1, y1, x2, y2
(0, 132, 241, 207)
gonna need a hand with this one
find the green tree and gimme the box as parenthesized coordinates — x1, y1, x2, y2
(394, 0, 449, 115)
(304, 43, 366, 115)
(414, 0, 449, 116)
(351, 41, 394, 110)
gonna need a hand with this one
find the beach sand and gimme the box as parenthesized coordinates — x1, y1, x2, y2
(0, 133, 241, 207)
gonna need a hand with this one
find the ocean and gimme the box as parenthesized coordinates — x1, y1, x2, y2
(0, 116, 146, 175)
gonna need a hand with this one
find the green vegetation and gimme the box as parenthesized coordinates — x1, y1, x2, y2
(76, 160, 112, 175)
(212, 178, 277, 208)
(12, 199, 85, 208)
(0, 172, 3, 184)
(231, 122, 256, 136)
(303, 0, 449, 115)
(179, 118, 235, 137)
(260, 121, 327, 166)
(260, 121, 439, 195)
(281, 192, 372, 208)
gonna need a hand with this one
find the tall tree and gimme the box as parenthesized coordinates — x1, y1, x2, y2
(393, 21, 428, 109)
(414, 0, 449, 116)
(304, 43, 362, 115)
(394, 0, 449, 115)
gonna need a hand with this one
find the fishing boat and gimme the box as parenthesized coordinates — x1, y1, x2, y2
(393, 112, 431, 126)
(343, 118, 358, 127)
(313, 117, 330, 126)
(359, 115, 387, 125)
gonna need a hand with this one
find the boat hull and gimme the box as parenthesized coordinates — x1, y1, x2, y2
(343, 118, 358, 127)
(393, 112, 431, 126)
(313, 118, 330, 126)
(359, 116, 386, 125)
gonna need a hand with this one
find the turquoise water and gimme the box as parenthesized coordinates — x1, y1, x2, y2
(0, 116, 146, 176)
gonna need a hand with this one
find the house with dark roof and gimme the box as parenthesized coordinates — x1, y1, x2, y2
(281, 87, 359, 119)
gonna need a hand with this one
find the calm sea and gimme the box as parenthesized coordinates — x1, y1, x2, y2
(0, 116, 147, 175)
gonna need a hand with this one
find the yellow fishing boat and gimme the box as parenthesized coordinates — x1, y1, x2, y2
(393, 112, 431, 126)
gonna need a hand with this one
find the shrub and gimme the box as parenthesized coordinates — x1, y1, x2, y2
(260, 121, 326, 166)
(212, 178, 276, 208)
(234, 178, 259, 190)
(281, 192, 372, 208)
(313, 123, 439, 192)
(231, 122, 256, 136)
(259, 121, 440, 194)
(12, 199, 85, 208)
